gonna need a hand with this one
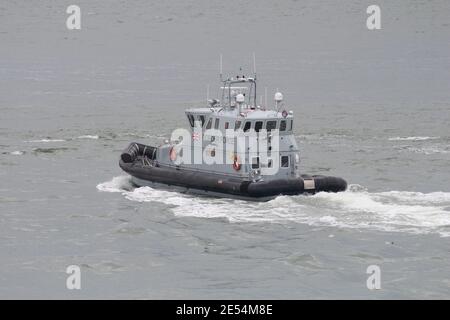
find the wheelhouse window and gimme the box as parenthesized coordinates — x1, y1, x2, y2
(225, 122, 229, 129)
(187, 114, 194, 127)
(255, 121, 263, 132)
(289, 119, 293, 131)
(206, 118, 212, 129)
(199, 115, 205, 127)
(266, 120, 277, 131)
(280, 120, 287, 131)
(214, 118, 220, 129)
(251, 157, 260, 169)
(281, 155, 289, 167)
(243, 121, 251, 132)
(234, 120, 242, 131)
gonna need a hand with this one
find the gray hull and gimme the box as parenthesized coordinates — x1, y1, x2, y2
(119, 151, 347, 201)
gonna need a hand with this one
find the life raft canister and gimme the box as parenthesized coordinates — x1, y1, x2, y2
(232, 154, 241, 171)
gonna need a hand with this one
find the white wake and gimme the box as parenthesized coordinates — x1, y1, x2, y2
(97, 176, 450, 237)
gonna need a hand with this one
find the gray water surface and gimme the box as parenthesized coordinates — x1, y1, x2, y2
(1, 0, 450, 299)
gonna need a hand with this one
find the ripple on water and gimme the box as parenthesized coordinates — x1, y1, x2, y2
(32, 147, 73, 154)
(283, 253, 324, 270)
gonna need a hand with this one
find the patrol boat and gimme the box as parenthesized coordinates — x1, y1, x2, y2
(119, 72, 347, 201)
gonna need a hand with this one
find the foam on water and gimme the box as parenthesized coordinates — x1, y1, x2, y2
(97, 176, 450, 237)
(9, 150, 25, 155)
(77, 135, 99, 140)
(407, 147, 450, 155)
(388, 136, 440, 141)
(96, 175, 134, 193)
(26, 139, 66, 143)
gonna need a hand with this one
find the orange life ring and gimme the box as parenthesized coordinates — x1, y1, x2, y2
(232, 154, 241, 171)
(169, 147, 177, 161)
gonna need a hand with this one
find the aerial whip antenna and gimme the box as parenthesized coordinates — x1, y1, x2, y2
(264, 87, 268, 108)
(219, 54, 223, 81)
(253, 52, 256, 79)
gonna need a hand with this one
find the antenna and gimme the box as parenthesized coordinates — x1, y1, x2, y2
(219, 54, 223, 81)
(264, 87, 267, 108)
(253, 52, 256, 78)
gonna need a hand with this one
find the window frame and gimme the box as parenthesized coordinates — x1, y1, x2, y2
(281, 155, 289, 168)
(251, 156, 260, 169)
(199, 115, 205, 127)
(266, 120, 277, 131)
(243, 121, 252, 132)
(206, 118, 212, 129)
(187, 114, 194, 127)
(255, 121, 263, 132)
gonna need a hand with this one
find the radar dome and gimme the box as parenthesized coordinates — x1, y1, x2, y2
(274, 92, 283, 102)
(236, 93, 245, 103)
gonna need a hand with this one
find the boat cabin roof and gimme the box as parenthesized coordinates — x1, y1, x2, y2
(185, 73, 293, 126)
(186, 107, 292, 120)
